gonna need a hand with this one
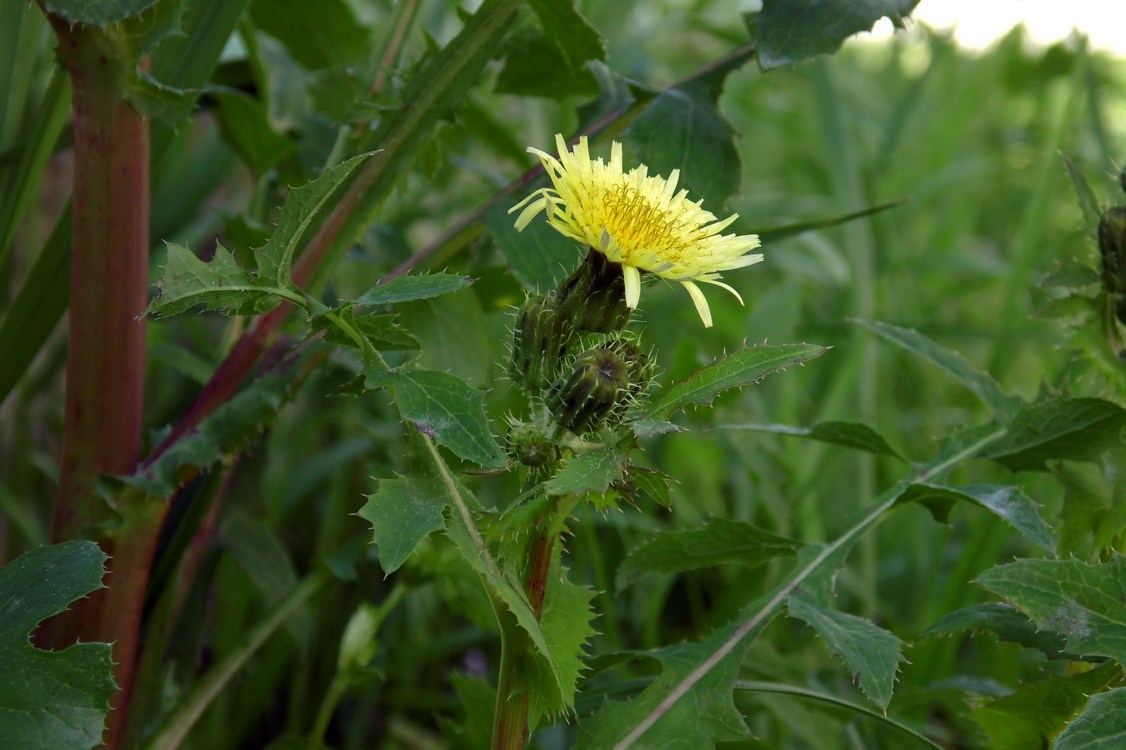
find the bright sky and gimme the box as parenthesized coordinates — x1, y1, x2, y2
(908, 0, 1126, 53)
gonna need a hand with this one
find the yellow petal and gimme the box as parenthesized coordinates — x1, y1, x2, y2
(623, 264, 642, 308)
(681, 280, 713, 327)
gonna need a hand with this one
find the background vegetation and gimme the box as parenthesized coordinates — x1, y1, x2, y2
(1, 0, 1124, 748)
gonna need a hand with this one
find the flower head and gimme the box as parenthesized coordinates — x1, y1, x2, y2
(510, 134, 763, 327)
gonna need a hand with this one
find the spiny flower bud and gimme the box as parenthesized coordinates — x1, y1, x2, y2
(608, 337, 654, 398)
(506, 413, 559, 470)
(510, 294, 573, 392)
(1098, 207, 1126, 295)
(547, 346, 630, 434)
(556, 249, 631, 333)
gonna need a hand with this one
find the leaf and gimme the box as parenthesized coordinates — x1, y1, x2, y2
(0, 541, 115, 750)
(148, 152, 371, 317)
(212, 88, 297, 175)
(576, 597, 770, 749)
(359, 476, 448, 575)
(484, 201, 581, 292)
(527, 0, 604, 70)
(373, 370, 506, 469)
(715, 420, 904, 460)
(976, 556, 1126, 665)
(1062, 154, 1104, 233)
(786, 596, 906, 710)
(921, 602, 1067, 658)
(644, 343, 828, 420)
(544, 446, 624, 496)
(977, 398, 1126, 472)
(40, 0, 161, 26)
(629, 87, 741, 211)
(127, 364, 302, 495)
(496, 32, 598, 99)
(756, 0, 922, 70)
(530, 572, 597, 722)
(1054, 686, 1126, 750)
(971, 663, 1121, 750)
(855, 320, 1020, 420)
(249, 0, 372, 70)
(616, 517, 800, 590)
(897, 483, 1055, 554)
(352, 273, 473, 306)
(311, 309, 420, 352)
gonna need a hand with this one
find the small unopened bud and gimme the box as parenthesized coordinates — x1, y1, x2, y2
(548, 347, 630, 434)
(510, 295, 573, 392)
(507, 414, 559, 469)
(1098, 207, 1126, 295)
(609, 338, 654, 398)
(556, 250, 631, 333)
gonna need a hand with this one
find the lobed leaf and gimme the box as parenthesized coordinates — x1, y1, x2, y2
(644, 343, 827, 420)
(897, 483, 1055, 554)
(756, 0, 921, 70)
(0, 541, 115, 750)
(976, 556, 1126, 665)
(372, 370, 506, 469)
(786, 596, 906, 710)
(616, 517, 800, 590)
(359, 476, 448, 574)
(921, 602, 1067, 658)
(40, 0, 161, 26)
(544, 446, 624, 496)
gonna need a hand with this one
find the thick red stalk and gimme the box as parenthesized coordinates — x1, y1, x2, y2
(46, 16, 154, 749)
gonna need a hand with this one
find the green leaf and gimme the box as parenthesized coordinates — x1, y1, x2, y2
(359, 476, 447, 574)
(127, 364, 302, 495)
(530, 572, 597, 722)
(311, 308, 420, 352)
(373, 370, 506, 469)
(496, 32, 598, 99)
(0, 541, 115, 750)
(715, 420, 904, 459)
(1062, 154, 1104, 233)
(484, 201, 581, 291)
(40, 0, 161, 26)
(756, 0, 921, 70)
(897, 483, 1055, 554)
(855, 320, 1020, 420)
(527, 0, 604, 70)
(352, 273, 473, 306)
(212, 88, 297, 175)
(544, 446, 624, 496)
(921, 602, 1067, 658)
(576, 597, 770, 749)
(616, 517, 800, 590)
(644, 343, 828, 420)
(120, 0, 182, 56)
(786, 596, 905, 710)
(971, 663, 1121, 750)
(976, 556, 1126, 665)
(1054, 686, 1126, 750)
(148, 152, 371, 317)
(249, 0, 371, 70)
(977, 398, 1126, 472)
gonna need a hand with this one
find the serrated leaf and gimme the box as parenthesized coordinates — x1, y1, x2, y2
(127, 364, 301, 495)
(544, 446, 623, 496)
(1054, 686, 1126, 750)
(0, 541, 115, 750)
(529, 572, 597, 722)
(616, 517, 800, 590)
(353, 273, 473, 306)
(1062, 154, 1104, 233)
(897, 483, 1055, 554)
(627, 466, 673, 508)
(756, 0, 921, 70)
(148, 153, 371, 317)
(645, 343, 827, 419)
(716, 420, 904, 459)
(976, 556, 1126, 664)
(310, 307, 420, 352)
(972, 663, 1121, 750)
(373, 370, 506, 469)
(977, 397, 1126, 472)
(856, 320, 1020, 420)
(786, 596, 905, 710)
(120, 0, 183, 56)
(576, 597, 770, 749)
(922, 602, 1067, 658)
(359, 476, 447, 574)
(40, 0, 160, 26)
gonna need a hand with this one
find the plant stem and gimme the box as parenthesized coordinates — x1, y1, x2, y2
(44, 15, 155, 749)
(492, 512, 559, 750)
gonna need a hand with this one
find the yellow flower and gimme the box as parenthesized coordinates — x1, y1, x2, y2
(509, 134, 763, 327)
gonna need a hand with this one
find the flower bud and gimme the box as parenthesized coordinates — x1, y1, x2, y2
(609, 337, 654, 398)
(1098, 207, 1126, 295)
(548, 346, 630, 434)
(510, 294, 573, 392)
(507, 414, 559, 470)
(556, 249, 631, 333)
